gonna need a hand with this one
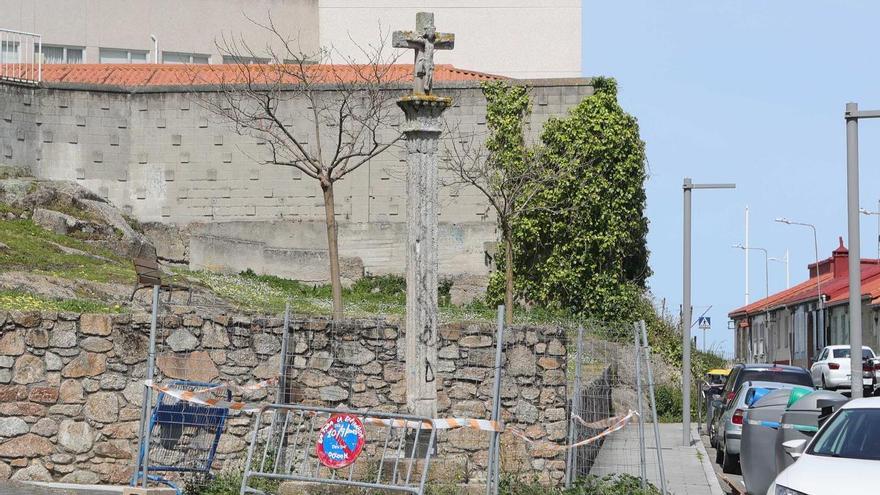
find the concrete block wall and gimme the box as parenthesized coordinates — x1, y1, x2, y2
(0, 79, 593, 278)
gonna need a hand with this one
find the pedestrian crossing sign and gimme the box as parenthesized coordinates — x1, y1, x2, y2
(697, 316, 711, 330)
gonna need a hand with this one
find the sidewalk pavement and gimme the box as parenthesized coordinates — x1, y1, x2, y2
(591, 422, 725, 495)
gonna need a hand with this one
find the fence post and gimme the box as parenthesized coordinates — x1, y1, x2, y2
(278, 301, 291, 404)
(486, 305, 505, 495)
(634, 322, 647, 489)
(133, 285, 160, 488)
(639, 320, 667, 495)
(565, 324, 585, 488)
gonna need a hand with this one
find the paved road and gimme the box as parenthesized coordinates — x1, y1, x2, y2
(591, 423, 724, 495)
(699, 433, 745, 495)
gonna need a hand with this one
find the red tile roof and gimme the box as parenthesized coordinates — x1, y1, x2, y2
(729, 239, 880, 318)
(4, 63, 504, 88)
(729, 272, 834, 317)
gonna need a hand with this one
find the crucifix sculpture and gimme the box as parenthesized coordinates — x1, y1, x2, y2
(393, 12, 455, 95)
(393, 12, 454, 430)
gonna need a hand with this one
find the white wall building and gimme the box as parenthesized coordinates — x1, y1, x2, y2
(0, 0, 581, 78)
(319, 0, 582, 79)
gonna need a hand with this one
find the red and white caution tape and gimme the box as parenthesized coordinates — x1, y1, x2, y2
(190, 377, 279, 396)
(361, 417, 504, 432)
(142, 380, 634, 451)
(509, 410, 638, 451)
(145, 380, 265, 411)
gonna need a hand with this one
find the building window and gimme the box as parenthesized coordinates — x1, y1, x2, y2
(99, 48, 148, 64)
(0, 40, 20, 64)
(163, 52, 210, 64)
(222, 55, 270, 65)
(40, 45, 84, 64)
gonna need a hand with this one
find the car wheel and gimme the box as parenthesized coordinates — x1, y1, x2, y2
(721, 449, 739, 474)
(715, 442, 724, 465)
(822, 375, 832, 391)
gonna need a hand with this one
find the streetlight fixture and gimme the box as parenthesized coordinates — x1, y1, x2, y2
(682, 177, 735, 447)
(769, 250, 790, 289)
(859, 201, 880, 259)
(733, 244, 769, 302)
(843, 103, 880, 398)
(775, 218, 822, 367)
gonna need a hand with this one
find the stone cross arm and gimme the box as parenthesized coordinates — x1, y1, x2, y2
(391, 31, 455, 51)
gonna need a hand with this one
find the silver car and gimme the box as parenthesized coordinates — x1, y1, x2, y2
(715, 380, 803, 474)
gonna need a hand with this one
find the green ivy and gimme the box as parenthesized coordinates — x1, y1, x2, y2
(489, 77, 651, 322)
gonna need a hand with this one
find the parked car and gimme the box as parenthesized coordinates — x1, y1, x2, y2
(810, 345, 876, 395)
(709, 364, 813, 446)
(715, 381, 802, 474)
(768, 396, 880, 495)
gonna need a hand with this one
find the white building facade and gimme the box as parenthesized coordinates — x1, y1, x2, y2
(0, 0, 581, 77)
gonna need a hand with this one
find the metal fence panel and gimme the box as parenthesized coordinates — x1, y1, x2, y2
(565, 320, 667, 494)
(240, 404, 436, 495)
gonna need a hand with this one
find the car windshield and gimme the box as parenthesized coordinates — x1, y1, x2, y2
(738, 370, 812, 388)
(832, 349, 874, 359)
(808, 408, 880, 461)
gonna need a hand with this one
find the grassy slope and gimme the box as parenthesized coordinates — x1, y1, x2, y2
(0, 210, 133, 312)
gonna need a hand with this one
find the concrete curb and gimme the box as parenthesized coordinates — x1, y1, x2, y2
(692, 425, 726, 495)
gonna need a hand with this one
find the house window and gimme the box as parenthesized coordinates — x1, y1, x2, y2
(40, 45, 84, 64)
(100, 48, 149, 64)
(163, 52, 210, 64)
(222, 55, 270, 65)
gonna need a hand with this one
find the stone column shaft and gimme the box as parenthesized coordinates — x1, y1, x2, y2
(398, 95, 451, 419)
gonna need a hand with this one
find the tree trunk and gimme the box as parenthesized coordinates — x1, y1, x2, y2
(322, 182, 344, 320)
(505, 235, 514, 325)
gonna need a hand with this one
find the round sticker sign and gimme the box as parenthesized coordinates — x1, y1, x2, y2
(316, 413, 366, 469)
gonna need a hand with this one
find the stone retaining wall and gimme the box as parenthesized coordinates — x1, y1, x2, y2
(0, 309, 569, 488)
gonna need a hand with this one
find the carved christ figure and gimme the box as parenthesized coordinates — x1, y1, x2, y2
(393, 12, 454, 95)
(414, 24, 436, 94)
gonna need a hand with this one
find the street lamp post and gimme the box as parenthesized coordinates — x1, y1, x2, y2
(769, 250, 790, 289)
(776, 218, 822, 367)
(843, 102, 880, 398)
(859, 201, 880, 259)
(734, 244, 769, 361)
(682, 178, 735, 447)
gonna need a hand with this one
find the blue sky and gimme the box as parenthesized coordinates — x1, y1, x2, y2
(582, 1, 880, 355)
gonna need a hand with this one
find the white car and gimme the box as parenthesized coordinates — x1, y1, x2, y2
(768, 397, 880, 494)
(809, 345, 875, 392)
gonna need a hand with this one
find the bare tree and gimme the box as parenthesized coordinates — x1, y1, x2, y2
(193, 19, 404, 319)
(443, 83, 550, 324)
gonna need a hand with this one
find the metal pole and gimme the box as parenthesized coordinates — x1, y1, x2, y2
(640, 320, 667, 495)
(763, 248, 769, 361)
(136, 285, 160, 488)
(745, 206, 750, 305)
(634, 323, 646, 489)
(785, 249, 790, 289)
(682, 178, 693, 447)
(278, 301, 291, 405)
(814, 226, 824, 354)
(877, 199, 879, 259)
(486, 305, 505, 495)
(565, 325, 585, 488)
(846, 102, 863, 398)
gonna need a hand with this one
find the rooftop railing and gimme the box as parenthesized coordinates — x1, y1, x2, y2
(0, 28, 42, 84)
